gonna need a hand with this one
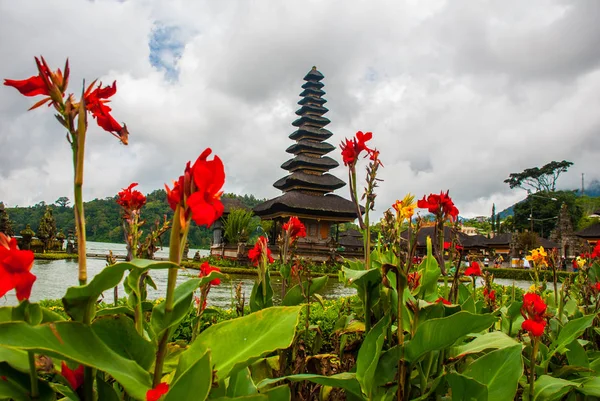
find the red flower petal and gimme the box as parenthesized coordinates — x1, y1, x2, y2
(61, 361, 84, 390)
(146, 382, 169, 401)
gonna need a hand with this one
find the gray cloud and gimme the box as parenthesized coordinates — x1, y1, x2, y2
(1, 0, 599, 219)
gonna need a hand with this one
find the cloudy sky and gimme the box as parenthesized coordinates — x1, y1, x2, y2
(1, 0, 599, 219)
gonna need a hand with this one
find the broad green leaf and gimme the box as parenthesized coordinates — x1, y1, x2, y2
(262, 384, 291, 400)
(418, 238, 441, 302)
(257, 373, 362, 399)
(281, 276, 328, 306)
(574, 376, 600, 397)
(374, 345, 399, 388)
(212, 396, 267, 401)
(342, 267, 381, 290)
(0, 362, 55, 401)
(0, 302, 47, 325)
(462, 345, 522, 401)
(405, 311, 497, 363)
(446, 372, 488, 401)
(95, 306, 135, 318)
(356, 315, 390, 398)
(92, 315, 156, 370)
(0, 346, 29, 372)
(533, 375, 577, 401)
(227, 367, 258, 397)
(249, 272, 274, 312)
(62, 259, 179, 322)
(0, 321, 151, 399)
(566, 339, 589, 371)
(449, 332, 520, 359)
(185, 306, 301, 381)
(97, 374, 121, 401)
(151, 273, 225, 339)
(164, 349, 212, 401)
(545, 315, 595, 363)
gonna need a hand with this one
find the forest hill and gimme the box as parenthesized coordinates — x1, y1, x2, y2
(0, 190, 265, 248)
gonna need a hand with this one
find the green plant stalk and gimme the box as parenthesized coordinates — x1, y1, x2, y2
(529, 339, 539, 397)
(397, 283, 405, 401)
(552, 266, 558, 306)
(73, 98, 87, 286)
(557, 284, 565, 323)
(27, 351, 39, 399)
(192, 286, 209, 342)
(153, 208, 183, 386)
(305, 277, 311, 344)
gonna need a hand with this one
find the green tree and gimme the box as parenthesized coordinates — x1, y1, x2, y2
(513, 190, 582, 237)
(223, 208, 259, 243)
(504, 160, 573, 193)
(0, 203, 14, 236)
(55, 196, 70, 208)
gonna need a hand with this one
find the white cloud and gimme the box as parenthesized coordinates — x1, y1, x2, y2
(1, 0, 600, 220)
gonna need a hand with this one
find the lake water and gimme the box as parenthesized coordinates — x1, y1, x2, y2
(1, 241, 532, 308)
(0, 241, 356, 309)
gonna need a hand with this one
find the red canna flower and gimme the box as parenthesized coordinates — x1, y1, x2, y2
(464, 261, 482, 277)
(0, 233, 36, 301)
(591, 242, 600, 259)
(146, 382, 169, 401)
(522, 318, 546, 337)
(83, 80, 129, 144)
(417, 191, 459, 221)
(248, 236, 274, 266)
(117, 183, 147, 213)
(521, 293, 547, 338)
(165, 148, 225, 229)
(340, 131, 373, 166)
(436, 297, 452, 305)
(443, 241, 463, 251)
(282, 216, 306, 240)
(200, 261, 221, 285)
(407, 271, 421, 291)
(4, 56, 69, 110)
(594, 282, 600, 292)
(483, 288, 496, 302)
(61, 361, 84, 390)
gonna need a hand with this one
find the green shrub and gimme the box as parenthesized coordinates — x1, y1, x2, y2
(483, 267, 574, 281)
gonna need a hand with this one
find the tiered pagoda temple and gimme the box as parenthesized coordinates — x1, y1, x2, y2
(253, 67, 360, 260)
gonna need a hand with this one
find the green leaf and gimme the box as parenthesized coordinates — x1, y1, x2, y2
(449, 331, 520, 359)
(545, 315, 595, 363)
(151, 273, 225, 339)
(92, 315, 156, 371)
(0, 321, 151, 400)
(281, 276, 328, 306)
(62, 259, 179, 322)
(262, 385, 291, 401)
(0, 362, 56, 401)
(257, 373, 362, 399)
(249, 272, 274, 312)
(95, 306, 135, 318)
(342, 267, 381, 290)
(97, 374, 121, 401)
(0, 346, 29, 372)
(227, 367, 258, 397)
(405, 311, 497, 363)
(446, 372, 488, 401)
(185, 306, 301, 381)
(356, 315, 390, 398)
(418, 238, 441, 302)
(566, 339, 589, 371)
(462, 345, 523, 401)
(164, 349, 212, 401)
(574, 376, 600, 397)
(533, 375, 577, 401)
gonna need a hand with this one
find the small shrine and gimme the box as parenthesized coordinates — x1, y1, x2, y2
(253, 67, 360, 261)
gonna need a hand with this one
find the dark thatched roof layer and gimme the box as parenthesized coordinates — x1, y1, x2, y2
(298, 96, 326, 106)
(289, 126, 333, 141)
(253, 191, 359, 219)
(339, 229, 364, 248)
(484, 233, 513, 246)
(299, 88, 326, 98)
(400, 226, 470, 247)
(575, 223, 600, 238)
(292, 114, 331, 128)
(273, 172, 345, 192)
(295, 104, 328, 116)
(301, 80, 324, 89)
(461, 234, 489, 248)
(304, 68, 324, 81)
(281, 155, 339, 171)
(221, 197, 249, 213)
(286, 139, 335, 155)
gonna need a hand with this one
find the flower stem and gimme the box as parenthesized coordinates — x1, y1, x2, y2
(397, 283, 405, 401)
(73, 99, 88, 286)
(27, 351, 39, 399)
(529, 339, 539, 397)
(153, 208, 183, 386)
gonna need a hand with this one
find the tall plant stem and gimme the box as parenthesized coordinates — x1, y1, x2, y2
(529, 339, 539, 397)
(27, 351, 39, 399)
(397, 284, 405, 401)
(153, 208, 183, 386)
(72, 99, 88, 286)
